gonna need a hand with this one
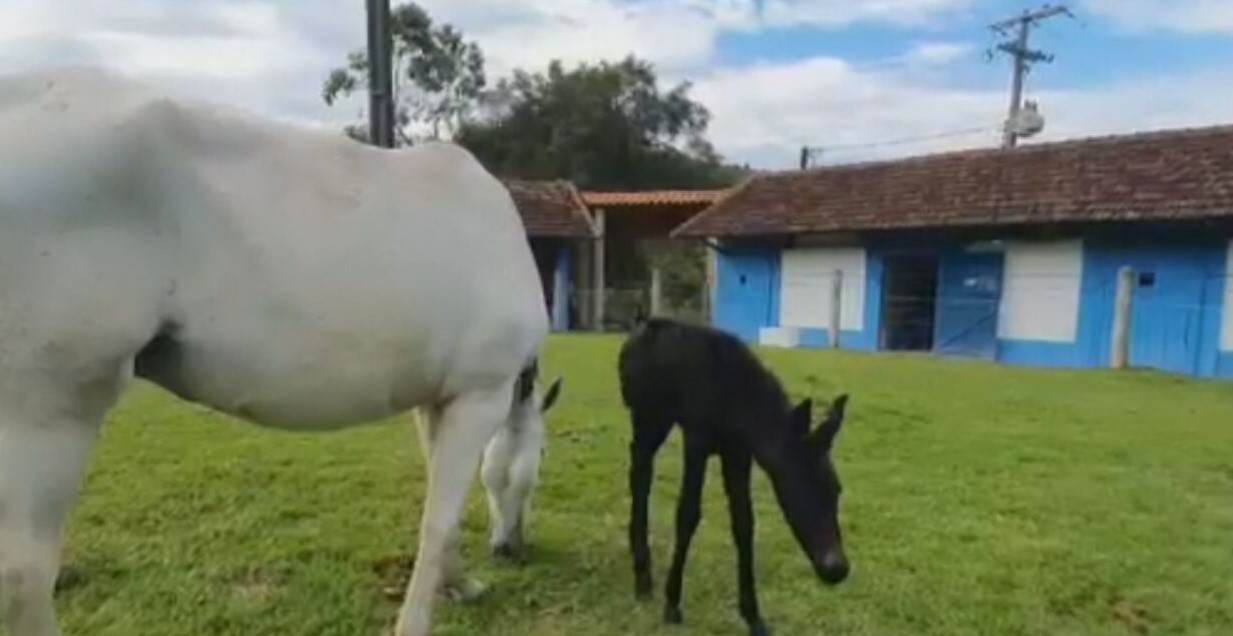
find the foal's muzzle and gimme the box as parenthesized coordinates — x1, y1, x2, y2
(816, 549, 850, 585)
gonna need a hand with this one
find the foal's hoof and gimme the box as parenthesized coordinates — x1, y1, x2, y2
(663, 605, 683, 625)
(441, 578, 488, 604)
(748, 621, 772, 636)
(634, 576, 653, 601)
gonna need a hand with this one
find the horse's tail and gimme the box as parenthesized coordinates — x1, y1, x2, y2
(515, 358, 538, 404)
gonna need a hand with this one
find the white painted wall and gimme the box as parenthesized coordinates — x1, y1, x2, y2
(1222, 241, 1233, 351)
(997, 240, 1083, 343)
(759, 327, 801, 348)
(779, 247, 865, 331)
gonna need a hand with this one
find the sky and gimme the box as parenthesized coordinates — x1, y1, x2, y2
(3, 0, 1232, 169)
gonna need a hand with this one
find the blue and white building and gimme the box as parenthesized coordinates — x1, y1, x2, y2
(674, 125, 1233, 379)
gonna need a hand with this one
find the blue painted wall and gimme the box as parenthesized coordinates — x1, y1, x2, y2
(709, 233, 1231, 380)
(714, 246, 779, 343)
(1219, 353, 1233, 379)
(1076, 238, 1227, 377)
(934, 249, 1005, 359)
(997, 340, 1085, 368)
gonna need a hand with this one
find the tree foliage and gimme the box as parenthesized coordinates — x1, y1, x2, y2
(457, 56, 744, 190)
(322, 2, 485, 143)
(322, 5, 744, 189)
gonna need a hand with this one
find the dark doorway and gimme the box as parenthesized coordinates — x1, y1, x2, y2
(529, 239, 558, 318)
(881, 255, 940, 351)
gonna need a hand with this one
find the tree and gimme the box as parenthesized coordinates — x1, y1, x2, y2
(322, 3, 486, 143)
(457, 56, 744, 190)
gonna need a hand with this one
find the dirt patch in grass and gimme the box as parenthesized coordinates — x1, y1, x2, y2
(372, 554, 415, 600)
(1110, 597, 1152, 634)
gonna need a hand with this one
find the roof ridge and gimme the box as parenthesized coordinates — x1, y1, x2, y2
(760, 122, 1233, 180)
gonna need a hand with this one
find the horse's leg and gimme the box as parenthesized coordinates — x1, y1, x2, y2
(411, 409, 485, 604)
(721, 448, 768, 636)
(628, 411, 672, 600)
(480, 421, 540, 560)
(396, 385, 511, 636)
(0, 363, 127, 636)
(663, 434, 709, 625)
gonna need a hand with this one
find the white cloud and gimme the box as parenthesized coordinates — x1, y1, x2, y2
(693, 56, 1233, 169)
(1082, 0, 1233, 34)
(903, 41, 974, 65)
(417, 0, 725, 75)
(0, 0, 359, 125)
(693, 57, 1003, 168)
(759, 0, 977, 28)
(1, 0, 1229, 172)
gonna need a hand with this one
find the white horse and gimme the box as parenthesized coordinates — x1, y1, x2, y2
(0, 67, 559, 636)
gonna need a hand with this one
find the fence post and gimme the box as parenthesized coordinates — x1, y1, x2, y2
(1110, 265, 1134, 369)
(649, 265, 663, 317)
(704, 240, 716, 324)
(828, 269, 843, 348)
(592, 208, 606, 332)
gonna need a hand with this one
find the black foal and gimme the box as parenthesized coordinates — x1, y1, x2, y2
(619, 318, 851, 636)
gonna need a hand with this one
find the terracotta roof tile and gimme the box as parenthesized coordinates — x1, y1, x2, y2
(674, 124, 1233, 238)
(504, 180, 596, 238)
(581, 190, 725, 207)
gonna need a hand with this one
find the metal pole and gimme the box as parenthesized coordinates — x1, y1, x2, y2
(366, 0, 395, 148)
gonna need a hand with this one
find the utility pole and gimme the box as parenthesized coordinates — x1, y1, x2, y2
(366, 0, 396, 148)
(800, 145, 823, 170)
(990, 4, 1070, 148)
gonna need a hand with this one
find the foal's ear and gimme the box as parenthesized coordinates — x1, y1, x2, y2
(810, 394, 849, 453)
(539, 377, 563, 413)
(790, 398, 813, 440)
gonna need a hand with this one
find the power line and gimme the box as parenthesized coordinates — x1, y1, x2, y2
(821, 126, 998, 151)
(799, 126, 998, 168)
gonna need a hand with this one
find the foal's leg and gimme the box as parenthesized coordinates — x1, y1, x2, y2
(1, 364, 127, 636)
(628, 412, 672, 600)
(721, 449, 769, 636)
(396, 385, 511, 636)
(411, 409, 486, 603)
(663, 436, 709, 625)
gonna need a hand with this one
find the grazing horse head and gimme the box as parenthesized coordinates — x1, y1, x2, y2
(482, 367, 563, 561)
(767, 394, 851, 585)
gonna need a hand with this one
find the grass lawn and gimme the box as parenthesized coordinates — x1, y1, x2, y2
(16, 334, 1233, 635)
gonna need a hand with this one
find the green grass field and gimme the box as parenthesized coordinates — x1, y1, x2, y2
(20, 334, 1233, 635)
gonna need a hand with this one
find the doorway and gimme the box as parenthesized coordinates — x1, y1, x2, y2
(881, 255, 939, 351)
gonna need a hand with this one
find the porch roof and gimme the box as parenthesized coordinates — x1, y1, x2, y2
(504, 179, 597, 238)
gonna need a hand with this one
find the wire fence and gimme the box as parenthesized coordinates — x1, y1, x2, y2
(569, 287, 708, 332)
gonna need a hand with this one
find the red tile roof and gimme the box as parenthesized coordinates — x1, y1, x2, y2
(504, 180, 597, 238)
(673, 124, 1233, 238)
(581, 190, 725, 208)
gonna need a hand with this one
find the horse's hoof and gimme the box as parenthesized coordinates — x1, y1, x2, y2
(492, 543, 525, 563)
(635, 575, 653, 601)
(441, 578, 488, 604)
(663, 605, 683, 625)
